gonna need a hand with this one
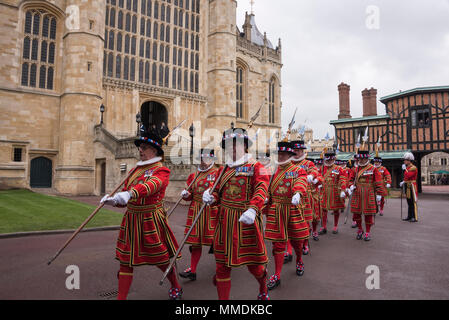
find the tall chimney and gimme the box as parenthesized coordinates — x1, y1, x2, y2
(362, 88, 371, 117)
(368, 87, 378, 116)
(338, 82, 351, 119)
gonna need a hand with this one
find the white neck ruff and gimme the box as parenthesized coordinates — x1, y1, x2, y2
(227, 154, 252, 168)
(198, 162, 215, 172)
(136, 156, 162, 167)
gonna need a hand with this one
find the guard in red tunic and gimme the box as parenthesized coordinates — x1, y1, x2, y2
(400, 152, 418, 222)
(202, 128, 270, 300)
(289, 140, 320, 256)
(319, 150, 348, 235)
(101, 129, 182, 300)
(372, 157, 392, 216)
(348, 150, 387, 241)
(349, 157, 359, 228)
(179, 149, 219, 281)
(310, 158, 324, 241)
(265, 142, 310, 290)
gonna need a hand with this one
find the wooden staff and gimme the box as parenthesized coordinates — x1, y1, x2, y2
(160, 165, 227, 285)
(47, 171, 133, 265)
(166, 172, 200, 219)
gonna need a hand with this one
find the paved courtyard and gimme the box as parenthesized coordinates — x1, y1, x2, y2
(1, 192, 448, 300)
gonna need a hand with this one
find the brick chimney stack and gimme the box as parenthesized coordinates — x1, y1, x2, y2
(368, 87, 378, 116)
(362, 87, 378, 117)
(338, 82, 351, 119)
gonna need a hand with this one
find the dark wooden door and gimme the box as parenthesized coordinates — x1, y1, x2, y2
(30, 157, 52, 188)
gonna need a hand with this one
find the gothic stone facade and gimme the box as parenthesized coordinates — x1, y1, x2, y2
(0, 0, 282, 197)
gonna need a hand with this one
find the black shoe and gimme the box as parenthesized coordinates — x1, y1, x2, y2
(356, 231, 364, 240)
(410, 218, 417, 223)
(267, 275, 281, 290)
(318, 228, 327, 235)
(296, 262, 305, 277)
(208, 245, 214, 254)
(169, 288, 183, 300)
(313, 234, 319, 241)
(283, 254, 293, 264)
(179, 268, 197, 281)
(403, 218, 411, 221)
(364, 233, 371, 241)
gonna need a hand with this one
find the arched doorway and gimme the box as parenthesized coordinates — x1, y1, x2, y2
(30, 157, 52, 188)
(140, 101, 168, 135)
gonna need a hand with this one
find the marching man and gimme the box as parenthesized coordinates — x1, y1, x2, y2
(348, 150, 387, 241)
(372, 156, 392, 216)
(319, 149, 348, 235)
(312, 158, 325, 241)
(179, 149, 220, 281)
(265, 142, 310, 290)
(290, 140, 320, 255)
(202, 128, 270, 300)
(400, 152, 418, 222)
(101, 128, 183, 300)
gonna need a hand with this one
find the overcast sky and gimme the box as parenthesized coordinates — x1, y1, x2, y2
(236, 0, 449, 139)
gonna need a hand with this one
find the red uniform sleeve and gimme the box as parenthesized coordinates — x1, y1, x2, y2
(293, 167, 308, 197)
(247, 162, 270, 215)
(130, 167, 170, 200)
(339, 166, 348, 191)
(182, 172, 196, 201)
(373, 167, 387, 196)
(383, 167, 392, 185)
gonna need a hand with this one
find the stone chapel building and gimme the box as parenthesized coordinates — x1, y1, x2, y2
(0, 0, 282, 197)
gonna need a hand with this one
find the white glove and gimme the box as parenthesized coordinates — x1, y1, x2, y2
(110, 191, 131, 206)
(291, 193, 301, 206)
(239, 208, 257, 225)
(181, 189, 190, 199)
(402, 164, 407, 170)
(350, 185, 356, 192)
(376, 195, 382, 203)
(386, 184, 391, 188)
(313, 178, 318, 185)
(202, 189, 215, 205)
(400, 181, 404, 187)
(340, 191, 346, 198)
(100, 194, 116, 206)
(318, 185, 323, 189)
(307, 175, 314, 183)
(346, 188, 352, 196)
(264, 197, 269, 205)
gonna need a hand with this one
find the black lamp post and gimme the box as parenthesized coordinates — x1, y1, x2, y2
(100, 104, 105, 125)
(136, 112, 142, 136)
(189, 123, 195, 163)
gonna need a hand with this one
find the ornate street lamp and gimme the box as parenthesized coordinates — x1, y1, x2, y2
(100, 104, 105, 125)
(136, 112, 142, 136)
(189, 123, 195, 163)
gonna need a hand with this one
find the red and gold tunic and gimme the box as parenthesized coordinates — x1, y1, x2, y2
(376, 165, 392, 187)
(320, 164, 348, 210)
(116, 161, 179, 267)
(311, 171, 324, 221)
(292, 159, 320, 223)
(183, 166, 220, 246)
(265, 162, 310, 242)
(211, 160, 269, 267)
(404, 164, 418, 201)
(349, 164, 387, 215)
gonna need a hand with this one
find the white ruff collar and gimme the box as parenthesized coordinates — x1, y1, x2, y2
(136, 157, 162, 167)
(292, 154, 306, 162)
(198, 162, 215, 172)
(324, 161, 335, 167)
(227, 154, 252, 168)
(275, 157, 293, 166)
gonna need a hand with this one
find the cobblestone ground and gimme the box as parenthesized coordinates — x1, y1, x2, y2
(1, 192, 448, 300)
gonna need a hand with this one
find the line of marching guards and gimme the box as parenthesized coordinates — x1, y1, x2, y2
(100, 126, 419, 300)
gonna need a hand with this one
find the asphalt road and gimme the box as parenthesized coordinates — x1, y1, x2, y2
(1, 193, 448, 300)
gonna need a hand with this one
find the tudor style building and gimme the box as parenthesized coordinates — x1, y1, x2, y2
(0, 0, 282, 197)
(330, 83, 449, 192)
